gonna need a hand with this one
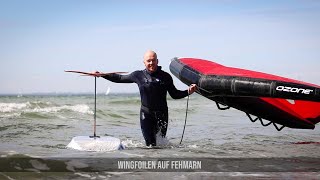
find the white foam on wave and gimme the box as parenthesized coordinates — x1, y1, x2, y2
(187, 144, 199, 148)
(30, 104, 93, 114)
(121, 139, 144, 148)
(0, 112, 22, 118)
(0, 103, 28, 113)
(0, 102, 93, 115)
(121, 133, 170, 148)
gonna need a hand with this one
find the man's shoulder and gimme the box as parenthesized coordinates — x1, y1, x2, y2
(133, 70, 142, 73)
(131, 70, 144, 75)
(158, 68, 169, 75)
(158, 69, 173, 79)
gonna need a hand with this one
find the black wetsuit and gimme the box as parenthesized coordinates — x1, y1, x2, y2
(102, 66, 188, 146)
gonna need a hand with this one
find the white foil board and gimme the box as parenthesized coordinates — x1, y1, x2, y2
(67, 136, 124, 151)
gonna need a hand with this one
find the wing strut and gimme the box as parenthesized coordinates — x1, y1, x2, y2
(246, 113, 285, 131)
(214, 100, 286, 131)
(215, 102, 230, 110)
(272, 123, 285, 131)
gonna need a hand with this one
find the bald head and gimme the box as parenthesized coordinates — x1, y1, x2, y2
(143, 50, 158, 73)
(143, 50, 157, 60)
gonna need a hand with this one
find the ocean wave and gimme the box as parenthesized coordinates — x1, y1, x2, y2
(0, 102, 28, 113)
(108, 98, 140, 105)
(29, 104, 93, 114)
(0, 102, 93, 117)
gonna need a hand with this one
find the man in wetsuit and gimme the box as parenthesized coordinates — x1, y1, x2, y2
(95, 50, 196, 146)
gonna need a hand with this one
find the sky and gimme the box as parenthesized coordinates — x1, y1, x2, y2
(1, 0, 320, 94)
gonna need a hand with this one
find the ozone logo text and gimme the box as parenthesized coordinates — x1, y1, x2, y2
(276, 86, 314, 95)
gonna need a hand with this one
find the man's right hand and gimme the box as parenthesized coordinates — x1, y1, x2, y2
(91, 71, 104, 77)
(91, 71, 128, 77)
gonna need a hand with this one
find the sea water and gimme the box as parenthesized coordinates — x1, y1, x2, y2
(0, 93, 319, 179)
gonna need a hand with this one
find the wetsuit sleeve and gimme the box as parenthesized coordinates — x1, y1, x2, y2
(102, 72, 136, 83)
(167, 74, 188, 99)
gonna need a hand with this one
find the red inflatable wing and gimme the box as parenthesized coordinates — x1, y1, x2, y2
(170, 57, 320, 130)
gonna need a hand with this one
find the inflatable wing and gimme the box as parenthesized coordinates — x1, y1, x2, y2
(170, 57, 320, 130)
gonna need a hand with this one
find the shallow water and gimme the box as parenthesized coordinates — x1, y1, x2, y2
(0, 94, 319, 179)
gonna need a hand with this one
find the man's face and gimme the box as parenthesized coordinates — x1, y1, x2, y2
(143, 53, 158, 73)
